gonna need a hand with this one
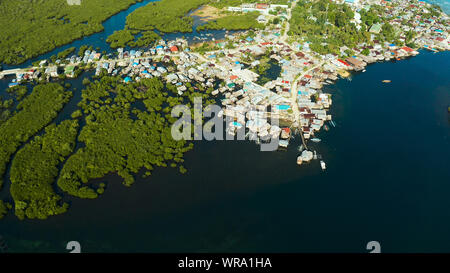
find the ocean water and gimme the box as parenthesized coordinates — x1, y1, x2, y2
(427, 0, 450, 14)
(0, 1, 449, 253)
(0, 49, 448, 253)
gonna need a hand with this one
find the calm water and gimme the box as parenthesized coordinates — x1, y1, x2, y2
(0, 50, 448, 253)
(428, 0, 450, 14)
(0, 1, 450, 253)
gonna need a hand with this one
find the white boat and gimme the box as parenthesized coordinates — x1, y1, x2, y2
(310, 138, 321, 143)
(320, 160, 326, 170)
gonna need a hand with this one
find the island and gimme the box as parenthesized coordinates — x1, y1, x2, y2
(0, 0, 448, 220)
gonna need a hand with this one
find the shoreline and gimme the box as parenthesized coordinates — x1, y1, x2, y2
(2, 47, 447, 252)
(0, 0, 156, 68)
(0, 0, 449, 222)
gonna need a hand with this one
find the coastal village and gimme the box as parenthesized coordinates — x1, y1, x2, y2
(1, 0, 449, 170)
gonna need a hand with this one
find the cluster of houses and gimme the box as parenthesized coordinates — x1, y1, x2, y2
(3, 0, 448, 152)
(189, 29, 336, 147)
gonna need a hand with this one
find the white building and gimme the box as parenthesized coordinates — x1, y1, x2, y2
(257, 15, 268, 24)
(67, 0, 81, 5)
(228, 7, 242, 12)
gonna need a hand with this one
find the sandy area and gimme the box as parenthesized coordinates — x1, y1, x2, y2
(191, 5, 226, 21)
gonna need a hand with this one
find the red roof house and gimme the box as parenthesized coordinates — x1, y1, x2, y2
(401, 46, 414, 52)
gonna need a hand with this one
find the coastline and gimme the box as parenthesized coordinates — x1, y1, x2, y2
(0, 0, 449, 252)
(1, 50, 449, 252)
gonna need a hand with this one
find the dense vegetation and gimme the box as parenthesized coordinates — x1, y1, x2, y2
(129, 31, 162, 47)
(289, 0, 372, 55)
(57, 76, 195, 199)
(106, 29, 161, 48)
(126, 0, 208, 33)
(10, 120, 79, 220)
(0, 200, 11, 219)
(197, 12, 264, 31)
(0, 0, 141, 64)
(0, 73, 218, 219)
(57, 47, 76, 60)
(0, 83, 72, 190)
(106, 30, 135, 48)
(7, 85, 28, 101)
(0, 96, 14, 125)
(0, 87, 28, 126)
(252, 55, 275, 85)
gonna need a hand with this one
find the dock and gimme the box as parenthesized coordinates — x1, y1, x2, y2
(289, 61, 325, 150)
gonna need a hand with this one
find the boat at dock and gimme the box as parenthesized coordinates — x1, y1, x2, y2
(310, 138, 321, 143)
(320, 160, 326, 170)
(297, 150, 313, 165)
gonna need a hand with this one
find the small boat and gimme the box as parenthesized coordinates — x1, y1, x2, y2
(320, 160, 326, 170)
(324, 125, 329, 131)
(329, 120, 336, 127)
(297, 156, 303, 165)
(310, 138, 321, 143)
(382, 80, 391, 83)
(362, 69, 366, 72)
(298, 144, 304, 152)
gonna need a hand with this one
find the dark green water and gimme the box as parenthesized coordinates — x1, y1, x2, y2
(0, 50, 449, 253)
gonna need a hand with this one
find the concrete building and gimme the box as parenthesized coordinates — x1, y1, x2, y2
(67, 0, 81, 5)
